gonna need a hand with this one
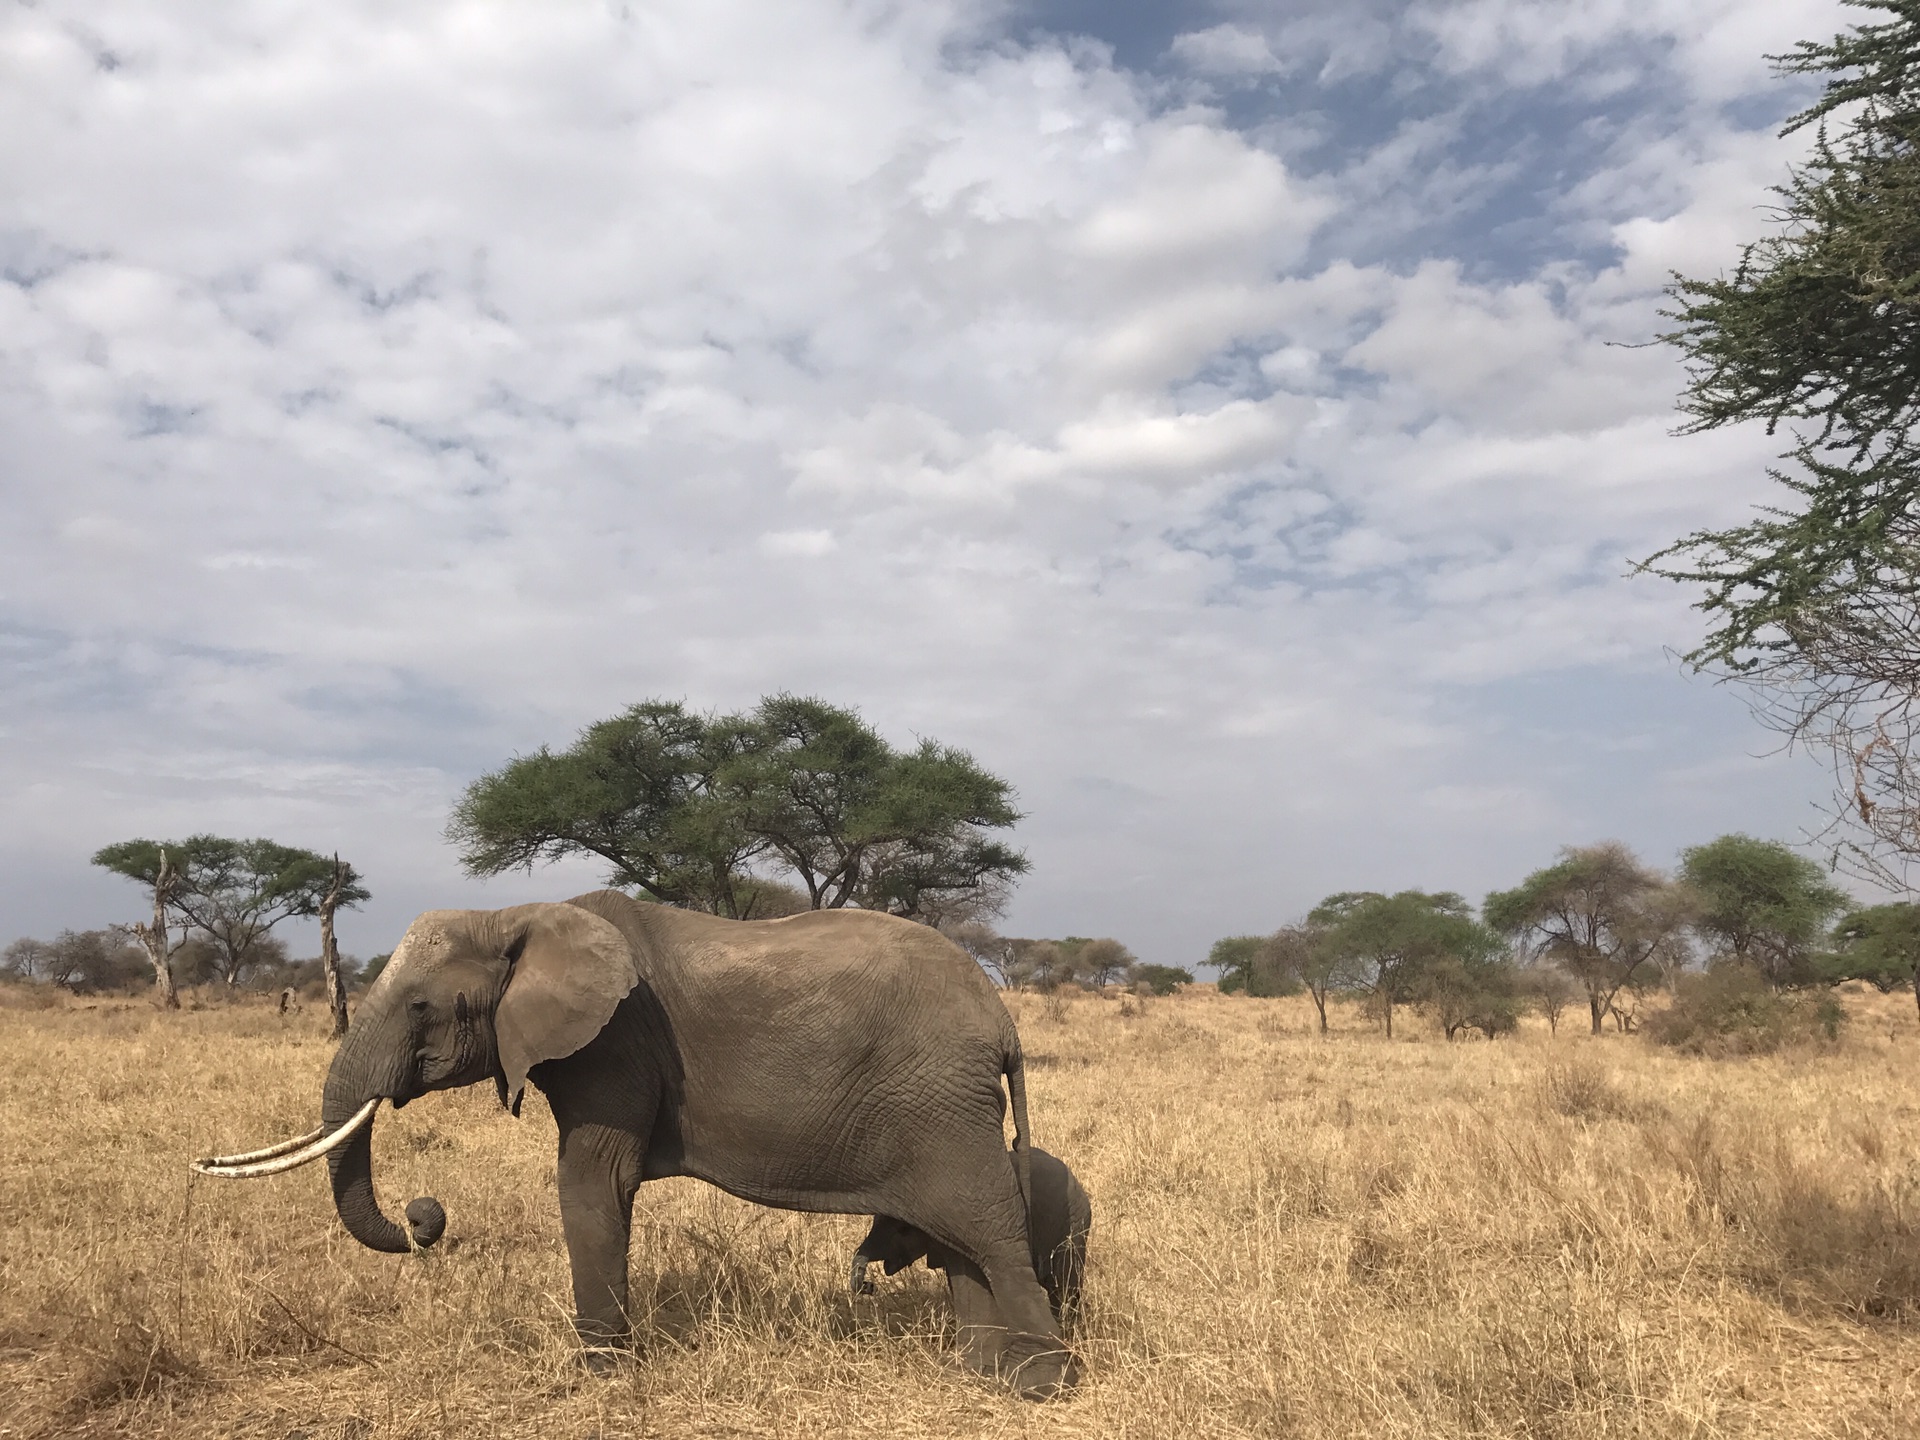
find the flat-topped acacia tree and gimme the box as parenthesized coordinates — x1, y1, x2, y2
(92, 837, 368, 1020)
(448, 695, 1029, 922)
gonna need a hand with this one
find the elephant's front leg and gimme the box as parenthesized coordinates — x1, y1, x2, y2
(555, 1120, 645, 1363)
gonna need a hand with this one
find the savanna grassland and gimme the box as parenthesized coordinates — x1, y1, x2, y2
(5, 985, 1920, 1439)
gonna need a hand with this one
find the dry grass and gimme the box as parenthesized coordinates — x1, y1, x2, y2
(7, 985, 1920, 1438)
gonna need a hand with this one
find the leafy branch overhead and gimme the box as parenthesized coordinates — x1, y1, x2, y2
(448, 695, 1029, 921)
(1651, 2, 1920, 670)
(1649, 2, 1920, 879)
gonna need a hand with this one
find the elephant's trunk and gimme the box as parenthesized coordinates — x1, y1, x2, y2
(322, 1021, 445, 1253)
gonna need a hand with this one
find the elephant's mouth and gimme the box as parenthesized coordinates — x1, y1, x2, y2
(192, 1097, 382, 1179)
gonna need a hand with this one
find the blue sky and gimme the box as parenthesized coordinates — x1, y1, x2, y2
(0, 0, 1864, 967)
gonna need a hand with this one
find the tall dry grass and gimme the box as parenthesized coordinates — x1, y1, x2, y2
(5, 984, 1920, 1438)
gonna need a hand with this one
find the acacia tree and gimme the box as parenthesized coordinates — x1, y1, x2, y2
(1649, 3, 1920, 883)
(1308, 891, 1491, 1039)
(736, 696, 1028, 917)
(1520, 965, 1582, 1034)
(1485, 843, 1695, 1036)
(1208, 936, 1264, 994)
(94, 837, 364, 992)
(448, 701, 769, 915)
(1834, 902, 1920, 1011)
(1679, 833, 1850, 986)
(1261, 922, 1341, 1032)
(449, 695, 1029, 921)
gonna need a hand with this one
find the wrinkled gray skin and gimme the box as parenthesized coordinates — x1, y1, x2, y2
(852, 1146, 1090, 1327)
(320, 892, 1077, 1398)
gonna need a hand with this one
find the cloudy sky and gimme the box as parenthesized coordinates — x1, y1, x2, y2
(0, 0, 1863, 967)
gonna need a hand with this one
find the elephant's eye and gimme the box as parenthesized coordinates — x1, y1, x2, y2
(408, 997, 429, 1018)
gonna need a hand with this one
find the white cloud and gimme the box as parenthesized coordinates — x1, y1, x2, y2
(0, 0, 1862, 965)
(1167, 24, 1285, 78)
(759, 529, 837, 558)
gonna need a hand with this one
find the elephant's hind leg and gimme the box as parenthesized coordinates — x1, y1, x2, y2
(915, 1153, 1081, 1398)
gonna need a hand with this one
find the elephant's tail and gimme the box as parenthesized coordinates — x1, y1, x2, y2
(1004, 1031, 1033, 1213)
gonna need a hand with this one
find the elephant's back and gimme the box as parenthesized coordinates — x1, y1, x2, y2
(565, 890, 1009, 1042)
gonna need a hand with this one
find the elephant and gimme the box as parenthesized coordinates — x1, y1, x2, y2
(851, 1146, 1090, 1328)
(192, 891, 1079, 1398)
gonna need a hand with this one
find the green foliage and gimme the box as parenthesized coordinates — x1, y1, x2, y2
(1679, 834, 1849, 986)
(999, 935, 1141, 991)
(92, 836, 367, 988)
(1209, 935, 1261, 994)
(1649, 2, 1920, 673)
(1644, 964, 1847, 1055)
(448, 695, 1028, 920)
(1308, 891, 1497, 1038)
(446, 700, 764, 913)
(361, 953, 392, 987)
(1485, 843, 1693, 1034)
(1131, 963, 1193, 996)
(1832, 901, 1920, 989)
(1419, 951, 1522, 1040)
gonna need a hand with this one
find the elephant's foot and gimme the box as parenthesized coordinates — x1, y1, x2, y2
(1000, 1335, 1082, 1401)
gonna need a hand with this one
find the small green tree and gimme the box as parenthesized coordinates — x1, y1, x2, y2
(1261, 922, 1340, 1031)
(1209, 935, 1265, 994)
(1130, 963, 1193, 996)
(1520, 964, 1582, 1035)
(1419, 945, 1521, 1040)
(1485, 843, 1694, 1036)
(1834, 901, 1920, 1011)
(1071, 937, 1137, 989)
(1679, 834, 1850, 987)
(1309, 891, 1489, 1039)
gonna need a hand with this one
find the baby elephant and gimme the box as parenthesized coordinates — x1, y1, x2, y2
(851, 1147, 1090, 1324)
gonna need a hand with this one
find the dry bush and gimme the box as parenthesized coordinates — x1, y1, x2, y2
(6, 990, 1920, 1437)
(1643, 966, 1845, 1056)
(1540, 1058, 1648, 1122)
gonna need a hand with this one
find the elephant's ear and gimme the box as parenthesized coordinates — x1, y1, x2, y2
(495, 903, 640, 1110)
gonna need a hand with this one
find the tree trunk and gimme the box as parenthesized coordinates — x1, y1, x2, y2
(1312, 987, 1328, 1034)
(1588, 990, 1605, 1036)
(1384, 995, 1393, 1038)
(130, 848, 180, 1010)
(320, 855, 351, 1039)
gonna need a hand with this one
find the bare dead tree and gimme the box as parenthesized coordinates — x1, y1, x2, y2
(316, 854, 363, 1039)
(117, 845, 184, 1010)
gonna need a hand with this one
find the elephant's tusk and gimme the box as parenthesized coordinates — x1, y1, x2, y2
(191, 1122, 330, 1166)
(192, 1098, 382, 1179)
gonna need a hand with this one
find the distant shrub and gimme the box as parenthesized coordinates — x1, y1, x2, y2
(1643, 964, 1844, 1056)
(1131, 964, 1193, 996)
